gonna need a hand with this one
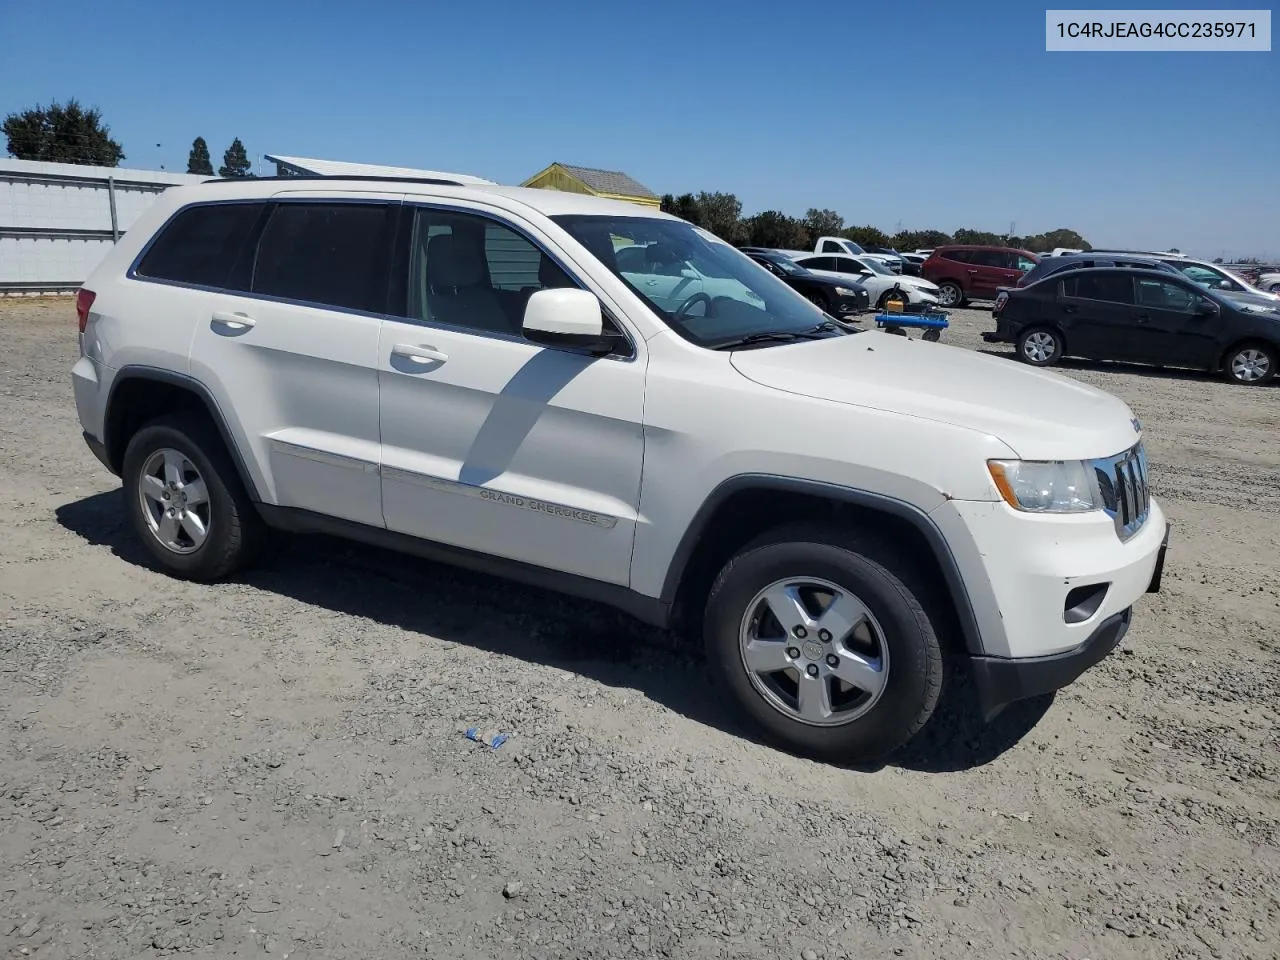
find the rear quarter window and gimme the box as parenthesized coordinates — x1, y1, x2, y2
(134, 202, 265, 288)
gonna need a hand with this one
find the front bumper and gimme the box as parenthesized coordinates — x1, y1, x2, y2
(969, 520, 1170, 718)
(832, 290, 871, 316)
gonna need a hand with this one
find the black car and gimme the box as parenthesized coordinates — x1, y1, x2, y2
(745, 251, 871, 317)
(983, 267, 1278, 385)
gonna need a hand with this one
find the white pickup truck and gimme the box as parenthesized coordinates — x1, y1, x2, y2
(71, 174, 1170, 764)
(813, 236, 903, 273)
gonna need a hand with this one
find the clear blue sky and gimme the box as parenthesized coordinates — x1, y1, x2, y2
(2, 0, 1276, 257)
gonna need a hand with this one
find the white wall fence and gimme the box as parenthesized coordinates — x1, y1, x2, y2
(0, 159, 204, 295)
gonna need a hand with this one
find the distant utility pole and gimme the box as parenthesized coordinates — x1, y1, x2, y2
(1009, 221, 1016, 238)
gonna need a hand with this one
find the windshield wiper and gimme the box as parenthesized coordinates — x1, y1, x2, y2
(711, 326, 838, 350)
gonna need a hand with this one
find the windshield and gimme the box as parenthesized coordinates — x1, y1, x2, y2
(553, 214, 845, 346)
(1174, 261, 1244, 292)
(859, 257, 894, 276)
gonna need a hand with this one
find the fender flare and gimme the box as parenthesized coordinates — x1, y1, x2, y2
(658, 474, 995, 656)
(106, 365, 264, 502)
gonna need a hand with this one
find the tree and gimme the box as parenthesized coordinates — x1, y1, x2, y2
(2, 99, 124, 166)
(671, 193, 703, 226)
(219, 137, 252, 178)
(891, 229, 951, 252)
(186, 136, 214, 176)
(803, 208, 843, 240)
(1034, 228, 1090, 252)
(744, 210, 808, 250)
(659, 194, 678, 216)
(696, 192, 746, 245)
(952, 227, 1005, 246)
(842, 225, 889, 249)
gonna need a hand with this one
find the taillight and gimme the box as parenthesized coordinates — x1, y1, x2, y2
(76, 288, 96, 333)
(994, 292, 1008, 313)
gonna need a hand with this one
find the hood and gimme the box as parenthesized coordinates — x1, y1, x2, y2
(892, 275, 940, 293)
(729, 331, 1140, 461)
(1220, 290, 1280, 312)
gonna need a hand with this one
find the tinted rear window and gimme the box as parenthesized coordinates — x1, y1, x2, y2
(941, 249, 970, 263)
(251, 202, 392, 312)
(134, 202, 263, 287)
(1063, 272, 1134, 304)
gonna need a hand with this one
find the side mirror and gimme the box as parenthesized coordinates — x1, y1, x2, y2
(523, 288, 613, 354)
(1194, 301, 1218, 317)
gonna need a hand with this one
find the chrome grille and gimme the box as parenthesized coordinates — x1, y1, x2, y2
(1090, 442, 1150, 541)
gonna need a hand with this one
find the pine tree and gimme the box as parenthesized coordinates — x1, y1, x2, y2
(218, 137, 252, 178)
(186, 136, 214, 176)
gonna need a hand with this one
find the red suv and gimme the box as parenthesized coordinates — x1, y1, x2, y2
(922, 246, 1039, 307)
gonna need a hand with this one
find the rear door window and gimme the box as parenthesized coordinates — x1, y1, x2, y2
(134, 202, 265, 288)
(1063, 272, 1135, 304)
(251, 202, 395, 312)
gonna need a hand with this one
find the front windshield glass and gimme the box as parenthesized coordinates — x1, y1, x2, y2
(553, 214, 843, 346)
(859, 258, 893, 276)
(1177, 262, 1242, 292)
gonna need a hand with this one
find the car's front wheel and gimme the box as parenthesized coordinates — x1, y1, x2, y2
(805, 290, 831, 312)
(1016, 326, 1064, 367)
(1224, 341, 1275, 385)
(878, 288, 910, 310)
(703, 526, 944, 764)
(122, 413, 266, 581)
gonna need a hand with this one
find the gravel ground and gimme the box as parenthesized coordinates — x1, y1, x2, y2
(1, 297, 1277, 960)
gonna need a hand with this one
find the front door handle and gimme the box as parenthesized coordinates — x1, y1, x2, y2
(1135, 313, 1150, 324)
(967, 268, 978, 274)
(211, 311, 256, 331)
(392, 343, 449, 364)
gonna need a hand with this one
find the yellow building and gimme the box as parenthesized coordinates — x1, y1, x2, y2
(522, 162, 661, 209)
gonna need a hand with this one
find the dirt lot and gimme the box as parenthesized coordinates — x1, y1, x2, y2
(1, 297, 1277, 960)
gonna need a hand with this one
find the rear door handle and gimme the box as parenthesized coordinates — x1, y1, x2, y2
(1136, 313, 1150, 323)
(211, 311, 256, 330)
(967, 269, 978, 274)
(392, 343, 449, 364)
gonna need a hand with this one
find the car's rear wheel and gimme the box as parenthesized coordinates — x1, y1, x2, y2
(1224, 342, 1275, 385)
(703, 526, 944, 764)
(1016, 326, 1064, 367)
(936, 281, 964, 307)
(122, 413, 266, 580)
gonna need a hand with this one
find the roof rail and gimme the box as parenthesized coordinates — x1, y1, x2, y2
(201, 174, 475, 187)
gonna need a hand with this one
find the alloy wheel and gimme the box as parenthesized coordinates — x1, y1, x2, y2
(738, 577, 890, 727)
(1023, 331, 1058, 363)
(137, 448, 211, 554)
(1231, 348, 1271, 382)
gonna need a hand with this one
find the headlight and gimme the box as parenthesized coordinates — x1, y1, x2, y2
(834, 287, 860, 297)
(987, 459, 1098, 513)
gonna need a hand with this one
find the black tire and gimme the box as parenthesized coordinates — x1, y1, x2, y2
(1222, 341, 1276, 386)
(121, 413, 266, 581)
(805, 290, 830, 312)
(936, 281, 965, 308)
(921, 328, 941, 342)
(703, 525, 944, 764)
(877, 288, 910, 311)
(1015, 325, 1064, 367)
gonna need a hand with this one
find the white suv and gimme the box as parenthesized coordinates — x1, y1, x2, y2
(72, 175, 1170, 763)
